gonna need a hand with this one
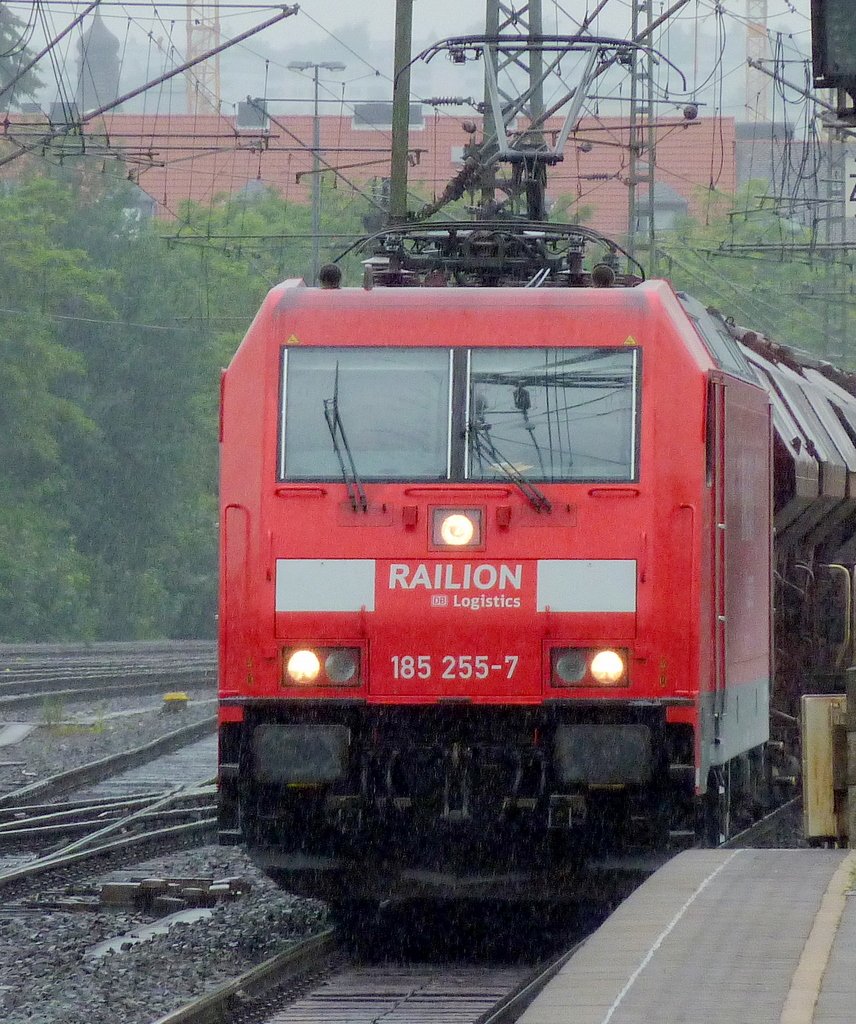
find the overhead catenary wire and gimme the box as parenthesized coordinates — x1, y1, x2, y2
(0, 0, 100, 106)
(1, 0, 823, 273)
(0, 5, 299, 171)
(3, 0, 451, 231)
(0, 0, 38, 59)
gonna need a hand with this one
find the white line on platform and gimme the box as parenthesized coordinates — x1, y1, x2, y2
(599, 851, 741, 1024)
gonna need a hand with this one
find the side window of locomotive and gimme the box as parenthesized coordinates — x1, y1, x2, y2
(677, 294, 755, 382)
(280, 347, 451, 480)
(467, 348, 639, 481)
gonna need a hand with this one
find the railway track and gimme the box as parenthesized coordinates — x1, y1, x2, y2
(166, 797, 797, 1024)
(150, 927, 586, 1024)
(0, 718, 216, 805)
(722, 796, 804, 849)
(0, 638, 214, 662)
(0, 641, 217, 807)
(0, 640, 216, 711)
(0, 725, 218, 897)
(0, 676, 214, 712)
(0, 787, 215, 854)
(0, 802, 216, 889)
(0, 802, 217, 912)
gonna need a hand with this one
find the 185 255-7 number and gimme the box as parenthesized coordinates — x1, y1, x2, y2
(390, 654, 518, 680)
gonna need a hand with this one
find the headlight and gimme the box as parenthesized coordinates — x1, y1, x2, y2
(550, 647, 628, 687)
(283, 647, 361, 686)
(553, 649, 588, 684)
(325, 649, 358, 683)
(432, 508, 482, 547)
(590, 649, 626, 684)
(286, 649, 321, 683)
(441, 514, 474, 545)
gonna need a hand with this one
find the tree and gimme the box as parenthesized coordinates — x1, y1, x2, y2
(0, 163, 376, 640)
(0, 176, 104, 638)
(0, 3, 44, 102)
(657, 183, 851, 363)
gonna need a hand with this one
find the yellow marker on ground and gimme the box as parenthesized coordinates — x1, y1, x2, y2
(162, 691, 189, 712)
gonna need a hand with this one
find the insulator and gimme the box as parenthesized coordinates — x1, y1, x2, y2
(424, 96, 470, 107)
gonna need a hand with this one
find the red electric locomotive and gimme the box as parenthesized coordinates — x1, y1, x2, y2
(218, 224, 856, 902)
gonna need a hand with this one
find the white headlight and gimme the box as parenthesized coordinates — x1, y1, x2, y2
(440, 513, 475, 546)
(590, 649, 625, 684)
(286, 649, 321, 683)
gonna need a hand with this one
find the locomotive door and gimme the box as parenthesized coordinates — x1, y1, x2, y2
(709, 377, 727, 744)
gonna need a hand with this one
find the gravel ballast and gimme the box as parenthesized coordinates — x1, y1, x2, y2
(0, 807, 812, 1024)
(0, 694, 216, 795)
(0, 845, 328, 1024)
(0, 675, 812, 1023)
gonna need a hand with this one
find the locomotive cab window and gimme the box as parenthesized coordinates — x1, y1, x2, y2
(468, 348, 640, 481)
(677, 293, 756, 383)
(280, 347, 451, 480)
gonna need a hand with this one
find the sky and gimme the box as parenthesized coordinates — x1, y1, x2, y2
(4, 0, 819, 124)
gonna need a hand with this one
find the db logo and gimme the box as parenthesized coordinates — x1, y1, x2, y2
(431, 595, 448, 607)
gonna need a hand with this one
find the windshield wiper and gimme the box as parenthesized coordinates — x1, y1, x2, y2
(323, 365, 368, 513)
(469, 419, 552, 514)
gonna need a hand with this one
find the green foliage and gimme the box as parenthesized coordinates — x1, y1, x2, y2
(656, 183, 852, 364)
(0, 3, 43, 100)
(551, 193, 594, 225)
(0, 164, 374, 641)
(0, 177, 103, 639)
(41, 696, 67, 729)
(40, 694, 106, 734)
(0, 499, 97, 639)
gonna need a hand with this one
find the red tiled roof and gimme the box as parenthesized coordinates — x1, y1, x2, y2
(1, 111, 735, 236)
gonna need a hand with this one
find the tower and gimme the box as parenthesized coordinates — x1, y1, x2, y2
(77, 10, 121, 113)
(186, 1, 221, 115)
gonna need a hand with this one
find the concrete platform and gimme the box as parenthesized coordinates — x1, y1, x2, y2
(521, 849, 856, 1024)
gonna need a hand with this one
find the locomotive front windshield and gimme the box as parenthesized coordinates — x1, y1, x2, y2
(469, 348, 638, 481)
(279, 346, 638, 482)
(281, 347, 451, 479)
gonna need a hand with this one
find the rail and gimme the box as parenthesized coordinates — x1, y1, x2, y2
(0, 716, 216, 808)
(149, 929, 340, 1024)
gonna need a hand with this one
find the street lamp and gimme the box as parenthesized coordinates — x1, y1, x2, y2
(288, 60, 347, 285)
